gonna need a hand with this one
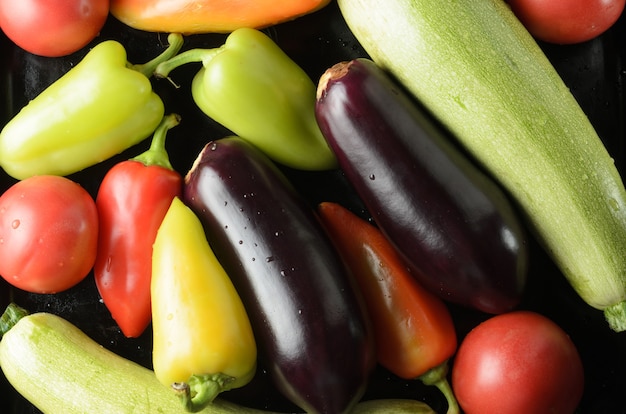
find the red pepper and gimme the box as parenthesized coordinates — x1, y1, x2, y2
(94, 113, 182, 338)
(317, 201, 460, 414)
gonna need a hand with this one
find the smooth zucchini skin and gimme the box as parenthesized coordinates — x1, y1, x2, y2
(0, 305, 428, 414)
(315, 58, 528, 314)
(183, 137, 375, 414)
(0, 310, 265, 414)
(337, 0, 626, 330)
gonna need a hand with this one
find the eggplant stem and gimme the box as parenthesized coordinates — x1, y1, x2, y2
(417, 361, 460, 414)
(172, 373, 236, 413)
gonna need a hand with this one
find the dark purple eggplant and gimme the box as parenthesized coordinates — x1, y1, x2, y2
(183, 136, 375, 414)
(314, 58, 528, 314)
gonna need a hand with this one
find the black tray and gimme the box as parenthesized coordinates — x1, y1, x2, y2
(2, 2, 626, 413)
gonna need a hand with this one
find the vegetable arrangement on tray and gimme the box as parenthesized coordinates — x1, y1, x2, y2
(0, 1, 625, 413)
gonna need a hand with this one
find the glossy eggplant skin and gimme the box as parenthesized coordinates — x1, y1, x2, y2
(183, 136, 375, 414)
(315, 58, 528, 314)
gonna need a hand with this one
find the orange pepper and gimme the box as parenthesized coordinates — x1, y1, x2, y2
(318, 201, 461, 414)
(110, 0, 331, 34)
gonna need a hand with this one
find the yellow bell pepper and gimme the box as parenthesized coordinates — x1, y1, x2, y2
(151, 197, 257, 412)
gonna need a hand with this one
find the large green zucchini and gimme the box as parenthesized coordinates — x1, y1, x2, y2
(337, 0, 626, 330)
(0, 303, 434, 413)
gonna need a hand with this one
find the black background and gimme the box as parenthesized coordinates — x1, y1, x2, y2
(1, 1, 626, 412)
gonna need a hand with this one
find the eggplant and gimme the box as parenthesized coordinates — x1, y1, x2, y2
(314, 58, 528, 314)
(183, 137, 375, 414)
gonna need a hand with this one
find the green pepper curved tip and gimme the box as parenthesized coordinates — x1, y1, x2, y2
(417, 361, 460, 414)
(129, 33, 185, 78)
(131, 113, 181, 170)
(154, 47, 224, 79)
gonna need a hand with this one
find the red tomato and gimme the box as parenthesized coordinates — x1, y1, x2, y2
(451, 311, 584, 414)
(0, 175, 98, 293)
(0, 0, 110, 57)
(507, 0, 625, 44)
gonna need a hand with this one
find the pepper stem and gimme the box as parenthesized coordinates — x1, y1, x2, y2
(154, 47, 224, 79)
(131, 113, 181, 170)
(0, 303, 29, 338)
(418, 360, 460, 414)
(129, 33, 185, 78)
(604, 300, 626, 332)
(172, 373, 236, 413)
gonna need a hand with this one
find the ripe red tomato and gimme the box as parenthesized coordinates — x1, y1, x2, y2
(0, 175, 98, 293)
(0, 0, 110, 57)
(506, 0, 625, 44)
(451, 311, 584, 414)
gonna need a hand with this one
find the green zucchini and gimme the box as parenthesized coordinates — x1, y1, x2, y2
(337, 0, 626, 331)
(0, 303, 433, 414)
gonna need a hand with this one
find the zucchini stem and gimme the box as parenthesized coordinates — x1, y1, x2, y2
(604, 301, 626, 332)
(0, 303, 29, 338)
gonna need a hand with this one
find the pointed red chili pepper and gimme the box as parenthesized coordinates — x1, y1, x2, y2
(318, 201, 460, 414)
(94, 113, 182, 338)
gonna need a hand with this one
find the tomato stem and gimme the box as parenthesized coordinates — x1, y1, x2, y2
(129, 33, 185, 78)
(131, 113, 181, 170)
(418, 360, 460, 414)
(0, 303, 29, 338)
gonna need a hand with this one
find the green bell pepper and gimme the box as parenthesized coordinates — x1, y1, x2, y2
(0, 33, 184, 180)
(155, 28, 337, 171)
